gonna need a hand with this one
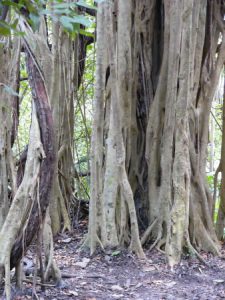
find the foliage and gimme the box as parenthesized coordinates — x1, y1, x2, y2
(74, 43, 95, 200)
(0, 0, 98, 36)
(13, 54, 31, 157)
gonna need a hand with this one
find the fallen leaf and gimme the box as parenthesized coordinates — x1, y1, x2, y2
(111, 285, 124, 291)
(213, 279, 225, 284)
(105, 255, 111, 262)
(61, 237, 72, 243)
(112, 294, 124, 299)
(64, 290, 78, 297)
(144, 279, 152, 285)
(142, 266, 156, 272)
(124, 278, 131, 288)
(152, 280, 163, 285)
(165, 281, 177, 288)
(69, 291, 78, 297)
(75, 257, 90, 268)
(134, 283, 143, 289)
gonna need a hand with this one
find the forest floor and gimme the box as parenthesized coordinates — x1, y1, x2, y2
(3, 222, 225, 300)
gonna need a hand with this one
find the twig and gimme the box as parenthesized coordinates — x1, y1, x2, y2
(24, 278, 55, 288)
(210, 111, 222, 132)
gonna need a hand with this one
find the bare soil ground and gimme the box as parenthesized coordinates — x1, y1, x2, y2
(2, 223, 225, 300)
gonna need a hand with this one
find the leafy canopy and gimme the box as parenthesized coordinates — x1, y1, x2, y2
(0, 0, 101, 36)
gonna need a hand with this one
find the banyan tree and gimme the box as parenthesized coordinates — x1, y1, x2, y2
(87, 0, 225, 267)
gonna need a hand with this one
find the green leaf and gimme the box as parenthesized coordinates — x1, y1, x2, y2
(60, 16, 73, 31)
(111, 250, 121, 257)
(52, 2, 77, 9)
(60, 15, 92, 31)
(53, 8, 71, 15)
(0, 22, 11, 36)
(40, 8, 53, 16)
(76, 0, 97, 11)
(2, 0, 17, 6)
(72, 15, 92, 27)
(29, 13, 40, 30)
(79, 28, 94, 37)
(73, 23, 80, 33)
(11, 18, 19, 30)
(0, 27, 11, 36)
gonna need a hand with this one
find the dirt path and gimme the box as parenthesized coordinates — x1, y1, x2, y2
(3, 231, 225, 300)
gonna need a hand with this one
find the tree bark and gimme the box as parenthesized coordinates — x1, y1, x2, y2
(0, 38, 20, 228)
(88, 0, 225, 266)
(216, 68, 225, 239)
(10, 48, 56, 268)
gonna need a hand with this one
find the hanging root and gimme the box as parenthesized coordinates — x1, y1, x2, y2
(15, 260, 24, 289)
(121, 169, 145, 259)
(58, 184, 71, 233)
(185, 235, 209, 267)
(0, 258, 11, 300)
(82, 233, 105, 255)
(141, 218, 158, 245)
(140, 217, 164, 254)
(156, 238, 166, 254)
(0, 256, 11, 300)
(62, 223, 71, 233)
(129, 240, 146, 259)
(149, 225, 163, 251)
(43, 211, 61, 284)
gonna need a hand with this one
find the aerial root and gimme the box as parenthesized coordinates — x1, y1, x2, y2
(141, 218, 158, 246)
(62, 222, 71, 233)
(82, 233, 105, 255)
(96, 235, 105, 251)
(149, 229, 163, 251)
(2, 256, 11, 300)
(156, 238, 166, 254)
(15, 260, 24, 289)
(185, 236, 209, 267)
(129, 240, 146, 259)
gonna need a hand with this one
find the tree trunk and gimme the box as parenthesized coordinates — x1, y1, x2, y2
(0, 3, 93, 297)
(9, 46, 56, 263)
(0, 38, 20, 228)
(0, 44, 56, 298)
(216, 68, 225, 239)
(88, 0, 225, 266)
(20, 16, 93, 235)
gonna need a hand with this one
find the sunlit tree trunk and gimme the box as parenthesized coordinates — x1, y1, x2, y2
(14, 13, 92, 281)
(0, 38, 19, 228)
(0, 42, 56, 299)
(88, 0, 225, 266)
(21, 15, 93, 235)
(216, 68, 225, 239)
(0, 2, 93, 297)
